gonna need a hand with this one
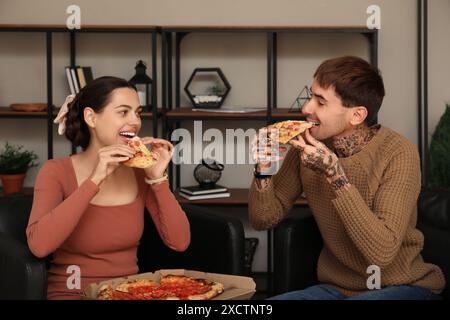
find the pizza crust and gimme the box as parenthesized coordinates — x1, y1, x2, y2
(97, 284, 113, 300)
(115, 279, 157, 292)
(186, 281, 224, 300)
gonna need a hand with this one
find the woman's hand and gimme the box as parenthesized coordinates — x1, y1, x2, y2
(89, 144, 136, 185)
(289, 130, 350, 191)
(140, 137, 174, 180)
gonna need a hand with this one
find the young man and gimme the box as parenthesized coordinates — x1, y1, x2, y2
(249, 56, 445, 300)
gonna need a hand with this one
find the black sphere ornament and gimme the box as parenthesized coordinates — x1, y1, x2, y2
(194, 159, 224, 189)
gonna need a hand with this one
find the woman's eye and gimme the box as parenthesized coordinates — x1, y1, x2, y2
(136, 111, 143, 117)
(119, 110, 127, 116)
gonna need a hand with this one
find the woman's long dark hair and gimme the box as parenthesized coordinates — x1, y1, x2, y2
(65, 76, 137, 150)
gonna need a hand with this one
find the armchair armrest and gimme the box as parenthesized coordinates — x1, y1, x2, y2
(273, 210, 323, 294)
(0, 233, 47, 299)
(138, 204, 245, 275)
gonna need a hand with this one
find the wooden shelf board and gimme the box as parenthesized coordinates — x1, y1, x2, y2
(0, 106, 57, 118)
(166, 108, 266, 120)
(175, 188, 307, 206)
(165, 107, 306, 120)
(0, 24, 157, 32)
(160, 25, 375, 33)
(0, 107, 161, 119)
(1, 24, 374, 34)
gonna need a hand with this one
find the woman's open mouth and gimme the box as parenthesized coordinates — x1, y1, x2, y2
(119, 131, 136, 143)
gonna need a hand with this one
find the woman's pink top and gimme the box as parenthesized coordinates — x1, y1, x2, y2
(26, 157, 190, 299)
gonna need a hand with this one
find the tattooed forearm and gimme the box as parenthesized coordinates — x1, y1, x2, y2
(303, 148, 330, 174)
(326, 161, 345, 178)
(329, 174, 350, 192)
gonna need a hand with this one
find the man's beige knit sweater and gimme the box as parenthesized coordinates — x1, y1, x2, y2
(249, 125, 445, 296)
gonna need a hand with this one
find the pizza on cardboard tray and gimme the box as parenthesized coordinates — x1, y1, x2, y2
(97, 275, 224, 300)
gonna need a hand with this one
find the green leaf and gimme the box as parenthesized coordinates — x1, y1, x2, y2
(0, 142, 38, 175)
(429, 104, 450, 189)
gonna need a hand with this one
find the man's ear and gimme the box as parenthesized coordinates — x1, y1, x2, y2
(84, 107, 96, 128)
(350, 106, 368, 126)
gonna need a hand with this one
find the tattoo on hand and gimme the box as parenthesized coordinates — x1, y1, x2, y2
(330, 175, 350, 191)
(302, 144, 343, 179)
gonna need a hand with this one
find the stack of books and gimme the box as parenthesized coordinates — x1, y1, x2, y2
(178, 185, 230, 200)
(65, 66, 94, 95)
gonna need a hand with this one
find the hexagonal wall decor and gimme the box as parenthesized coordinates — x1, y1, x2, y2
(184, 68, 231, 109)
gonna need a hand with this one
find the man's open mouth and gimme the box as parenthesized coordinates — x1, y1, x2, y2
(307, 119, 321, 126)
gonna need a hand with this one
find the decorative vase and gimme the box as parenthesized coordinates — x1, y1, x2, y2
(0, 173, 26, 195)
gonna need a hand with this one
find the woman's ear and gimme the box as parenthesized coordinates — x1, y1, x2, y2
(350, 106, 368, 126)
(84, 107, 96, 128)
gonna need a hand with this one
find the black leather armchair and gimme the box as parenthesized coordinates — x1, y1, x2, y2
(273, 187, 450, 299)
(0, 195, 245, 300)
(138, 204, 245, 275)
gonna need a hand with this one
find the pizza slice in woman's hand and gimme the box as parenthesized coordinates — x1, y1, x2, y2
(268, 120, 314, 144)
(123, 137, 157, 168)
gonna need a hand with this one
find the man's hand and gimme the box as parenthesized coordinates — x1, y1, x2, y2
(251, 127, 287, 190)
(289, 129, 350, 192)
(252, 127, 287, 174)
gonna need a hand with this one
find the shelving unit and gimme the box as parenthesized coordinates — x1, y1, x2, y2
(0, 24, 159, 158)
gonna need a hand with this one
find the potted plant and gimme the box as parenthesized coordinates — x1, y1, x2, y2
(0, 142, 38, 195)
(429, 104, 450, 190)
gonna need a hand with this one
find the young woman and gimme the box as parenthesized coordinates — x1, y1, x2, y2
(26, 76, 190, 300)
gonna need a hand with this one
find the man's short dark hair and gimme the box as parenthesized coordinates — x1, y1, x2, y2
(314, 56, 385, 126)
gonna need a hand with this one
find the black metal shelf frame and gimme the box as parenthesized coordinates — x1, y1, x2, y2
(0, 25, 159, 159)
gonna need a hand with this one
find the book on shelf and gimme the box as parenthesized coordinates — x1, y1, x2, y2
(65, 66, 94, 94)
(192, 106, 266, 113)
(179, 184, 228, 196)
(82, 67, 94, 83)
(178, 191, 231, 201)
(77, 67, 87, 88)
(65, 67, 76, 95)
(70, 68, 80, 93)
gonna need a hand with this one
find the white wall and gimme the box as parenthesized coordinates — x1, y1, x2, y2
(1, 0, 448, 272)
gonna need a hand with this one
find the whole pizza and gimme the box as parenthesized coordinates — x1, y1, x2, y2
(97, 275, 224, 300)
